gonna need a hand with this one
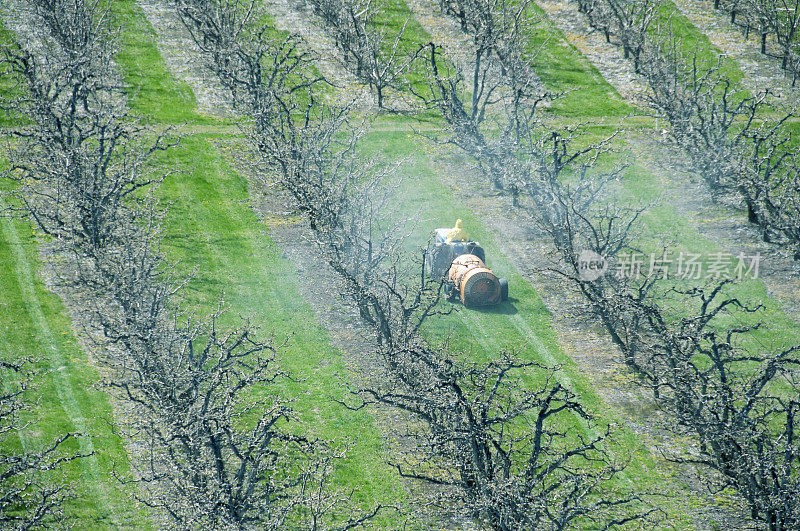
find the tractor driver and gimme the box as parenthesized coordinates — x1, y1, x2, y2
(446, 219, 469, 243)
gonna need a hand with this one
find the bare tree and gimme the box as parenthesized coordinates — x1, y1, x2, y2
(0, 0, 168, 254)
(405, 0, 552, 204)
(523, 142, 800, 530)
(730, 0, 772, 53)
(551, 201, 800, 528)
(644, 32, 800, 257)
(410, 39, 550, 197)
(434, 0, 545, 103)
(345, 353, 650, 529)
(107, 305, 375, 529)
(406, 11, 800, 522)
(712, 0, 800, 84)
(306, 0, 415, 109)
(571, 0, 800, 261)
(28, 0, 119, 78)
(604, 0, 660, 70)
(759, 0, 800, 73)
(488, 113, 800, 528)
(572, 0, 660, 67)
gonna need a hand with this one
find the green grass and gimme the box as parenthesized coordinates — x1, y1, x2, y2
(153, 134, 408, 524)
(658, 1, 746, 87)
(616, 159, 800, 349)
(110, 0, 220, 124)
(392, 0, 634, 117)
(0, 212, 148, 528)
(0, 22, 27, 127)
(375, 0, 430, 53)
(3, 0, 794, 526)
(526, 3, 634, 117)
(0, 19, 144, 526)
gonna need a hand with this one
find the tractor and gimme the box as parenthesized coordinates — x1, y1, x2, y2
(424, 223, 508, 307)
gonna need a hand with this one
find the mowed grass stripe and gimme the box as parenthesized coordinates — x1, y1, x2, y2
(616, 160, 800, 345)
(116, 2, 719, 523)
(111, 0, 217, 124)
(527, 2, 634, 117)
(659, 0, 745, 86)
(0, 213, 143, 527)
(112, 12, 408, 520)
(0, 18, 142, 528)
(0, 217, 106, 510)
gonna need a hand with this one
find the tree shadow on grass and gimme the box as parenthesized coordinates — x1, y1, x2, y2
(467, 297, 519, 316)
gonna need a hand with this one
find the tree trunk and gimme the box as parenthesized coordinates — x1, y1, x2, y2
(748, 202, 758, 224)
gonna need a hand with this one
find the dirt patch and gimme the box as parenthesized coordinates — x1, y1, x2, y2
(136, 0, 234, 118)
(534, 0, 650, 106)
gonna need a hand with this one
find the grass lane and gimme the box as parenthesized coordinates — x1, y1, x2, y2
(151, 133, 409, 525)
(110, 0, 221, 124)
(109, 5, 412, 523)
(526, 2, 635, 117)
(0, 213, 147, 528)
(3, 0, 788, 525)
(658, 0, 745, 86)
(115, 3, 687, 520)
(0, 14, 146, 528)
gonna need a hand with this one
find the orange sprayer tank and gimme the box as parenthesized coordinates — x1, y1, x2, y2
(448, 254, 502, 307)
